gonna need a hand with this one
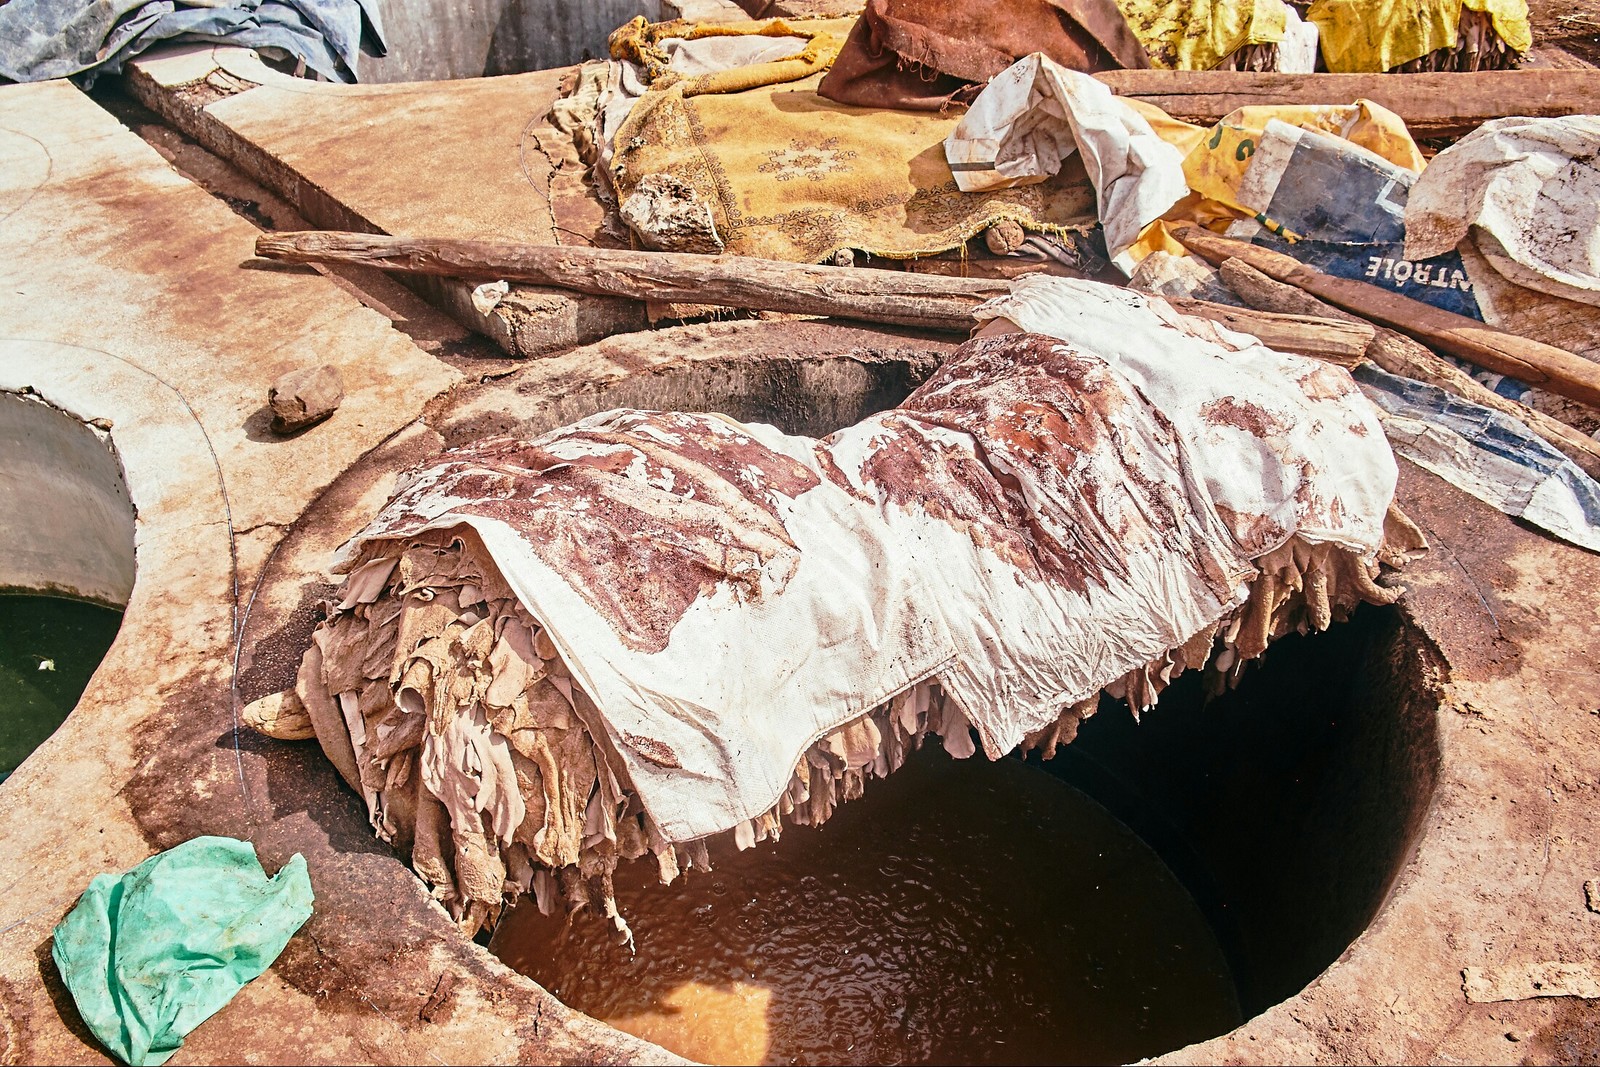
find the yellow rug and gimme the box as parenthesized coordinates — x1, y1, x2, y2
(610, 72, 1097, 263)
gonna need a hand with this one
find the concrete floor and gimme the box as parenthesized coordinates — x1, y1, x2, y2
(1, 65, 1599, 1067)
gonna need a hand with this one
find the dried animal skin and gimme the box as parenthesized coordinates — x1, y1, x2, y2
(485, 619, 543, 709)
(286, 324, 1422, 939)
(338, 556, 398, 609)
(1021, 697, 1097, 761)
(517, 723, 598, 869)
(295, 495, 1419, 939)
(411, 785, 458, 905)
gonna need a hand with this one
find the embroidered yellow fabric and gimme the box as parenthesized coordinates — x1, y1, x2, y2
(611, 71, 1097, 263)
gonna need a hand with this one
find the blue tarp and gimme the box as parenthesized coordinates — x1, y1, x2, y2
(1356, 363, 1600, 553)
(0, 0, 387, 84)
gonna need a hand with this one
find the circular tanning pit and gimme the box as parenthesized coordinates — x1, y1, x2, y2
(494, 749, 1242, 1065)
(245, 322, 1444, 1066)
(0, 391, 134, 781)
(486, 603, 1442, 1066)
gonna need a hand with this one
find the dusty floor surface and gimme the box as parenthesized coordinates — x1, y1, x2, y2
(2, 44, 1600, 1067)
(1524, 0, 1600, 67)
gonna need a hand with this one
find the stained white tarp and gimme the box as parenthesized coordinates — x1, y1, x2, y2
(943, 54, 1188, 272)
(1404, 115, 1600, 308)
(331, 278, 1396, 844)
(1356, 364, 1600, 553)
(973, 276, 1396, 556)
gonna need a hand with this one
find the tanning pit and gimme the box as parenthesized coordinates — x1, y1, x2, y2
(0, 391, 134, 783)
(240, 321, 1447, 1066)
(485, 601, 1442, 1065)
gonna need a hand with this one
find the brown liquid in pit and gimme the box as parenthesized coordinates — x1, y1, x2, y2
(492, 749, 1242, 1065)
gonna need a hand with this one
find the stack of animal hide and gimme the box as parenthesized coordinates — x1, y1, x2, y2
(274, 276, 1424, 942)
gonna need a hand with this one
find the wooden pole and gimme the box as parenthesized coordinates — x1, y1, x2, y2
(256, 230, 1385, 363)
(1167, 299, 1373, 366)
(1218, 257, 1600, 481)
(1172, 225, 1600, 411)
(256, 231, 1008, 332)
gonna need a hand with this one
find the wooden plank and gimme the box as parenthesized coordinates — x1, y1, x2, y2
(123, 47, 648, 357)
(1093, 70, 1600, 137)
(1172, 225, 1600, 410)
(1168, 299, 1373, 365)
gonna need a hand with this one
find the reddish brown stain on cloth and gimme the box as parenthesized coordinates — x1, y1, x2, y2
(860, 332, 1198, 596)
(1199, 396, 1287, 437)
(358, 412, 821, 655)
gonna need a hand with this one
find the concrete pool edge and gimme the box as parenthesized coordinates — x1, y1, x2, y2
(1, 321, 1596, 1064)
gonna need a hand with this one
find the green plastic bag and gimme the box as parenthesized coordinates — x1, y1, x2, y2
(51, 836, 314, 1066)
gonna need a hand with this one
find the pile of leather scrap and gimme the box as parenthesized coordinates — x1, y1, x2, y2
(262, 276, 1422, 942)
(1112, 0, 1322, 73)
(557, 0, 1534, 272)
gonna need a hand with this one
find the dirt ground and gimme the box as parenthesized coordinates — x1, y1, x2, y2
(1524, 0, 1600, 66)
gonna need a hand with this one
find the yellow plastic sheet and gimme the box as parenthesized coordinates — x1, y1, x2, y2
(1114, 0, 1286, 70)
(1122, 98, 1427, 262)
(1307, 0, 1531, 73)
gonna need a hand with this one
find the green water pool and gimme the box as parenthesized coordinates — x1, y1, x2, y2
(0, 594, 123, 781)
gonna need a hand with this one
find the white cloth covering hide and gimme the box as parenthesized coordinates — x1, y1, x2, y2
(331, 277, 1397, 844)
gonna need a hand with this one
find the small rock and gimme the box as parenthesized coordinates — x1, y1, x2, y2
(621, 173, 723, 254)
(1585, 878, 1599, 914)
(242, 689, 316, 741)
(268, 364, 344, 433)
(984, 219, 1026, 256)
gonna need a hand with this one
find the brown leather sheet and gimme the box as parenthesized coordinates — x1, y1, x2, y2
(817, 0, 1149, 111)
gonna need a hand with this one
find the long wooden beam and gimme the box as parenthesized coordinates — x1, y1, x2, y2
(1093, 70, 1600, 138)
(256, 231, 1009, 331)
(1172, 225, 1600, 410)
(255, 230, 1379, 362)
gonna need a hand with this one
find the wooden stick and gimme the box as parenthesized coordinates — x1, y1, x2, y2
(1219, 258, 1600, 481)
(1172, 226, 1600, 411)
(255, 231, 1009, 332)
(254, 231, 1379, 363)
(1167, 299, 1373, 366)
(1092, 70, 1600, 139)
